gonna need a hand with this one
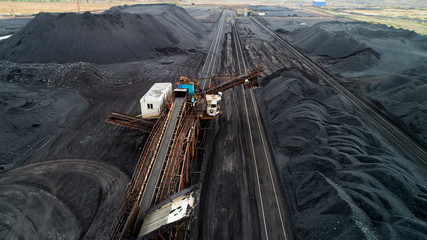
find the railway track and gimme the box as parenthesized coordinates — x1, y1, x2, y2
(200, 9, 229, 89)
(250, 16, 427, 166)
(230, 15, 290, 240)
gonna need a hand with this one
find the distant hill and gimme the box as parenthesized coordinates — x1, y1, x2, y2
(218, 0, 427, 8)
(325, 0, 427, 8)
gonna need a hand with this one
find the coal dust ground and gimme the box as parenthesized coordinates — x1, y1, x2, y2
(0, 3, 426, 240)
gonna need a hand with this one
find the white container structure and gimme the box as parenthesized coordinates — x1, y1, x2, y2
(140, 82, 172, 119)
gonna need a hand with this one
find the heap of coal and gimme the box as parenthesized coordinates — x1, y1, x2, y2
(365, 65, 427, 147)
(0, 4, 206, 64)
(288, 21, 427, 147)
(289, 21, 427, 76)
(257, 69, 427, 240)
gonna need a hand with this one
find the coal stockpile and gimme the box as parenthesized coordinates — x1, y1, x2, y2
(364, 65, 427, 148)
(289, 21, 427, 76)
(257, 69, 427, 240)
(287, 21, 427, 148)
(0, 4, 206, 64)
(0, 159, 129, 239)
(0, 61, 110, 88)
(0, 81, 88, 171)
(0, 17, 32, 36)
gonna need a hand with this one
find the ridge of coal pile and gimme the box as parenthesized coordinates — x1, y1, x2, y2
(286, 21, 427, 147)
(365, 65, 427, 147)
(0, 4, 206, 64)
(257, 69, 427, 240)
(288, 21, 427, 76)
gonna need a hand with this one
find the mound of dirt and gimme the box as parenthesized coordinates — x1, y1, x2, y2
(0, 4, 206, 64)
(256, 69, 427, 240)
(289, 21, 427, 76)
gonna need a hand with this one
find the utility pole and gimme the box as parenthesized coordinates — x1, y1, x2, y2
(9, 0, 14, 17)
(77, 0, 81, 13)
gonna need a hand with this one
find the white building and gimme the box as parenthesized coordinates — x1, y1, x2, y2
(140, 82, 172, 119)
(313, 0, 326, 7)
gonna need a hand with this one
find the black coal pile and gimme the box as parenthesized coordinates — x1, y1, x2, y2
(0, 17, 32, 36)
(0, 4, 206, 64)
(256, 69, 427, 240)
(0, 159, 129, 239)
(287, 21, 427, 147)
(288, 21, 427, 77)
(0, 82, 88, 172)
(0, 61, 110, 88)
(364, 65, 427, 147)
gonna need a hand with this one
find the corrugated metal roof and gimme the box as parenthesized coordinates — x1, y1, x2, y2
(138, 185, 200, 238)
(139, 202, 170, 235)
(141, 82, 172, 102)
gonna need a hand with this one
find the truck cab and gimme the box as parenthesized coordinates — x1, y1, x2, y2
(205, 94, 221, 117)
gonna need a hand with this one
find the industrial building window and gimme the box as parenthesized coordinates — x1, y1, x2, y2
(147, 103, 153, 109)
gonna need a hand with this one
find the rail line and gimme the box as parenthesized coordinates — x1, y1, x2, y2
(250, 16, 427, 166)
(200, 9, 229, 89)
(231, 15, 289, 240)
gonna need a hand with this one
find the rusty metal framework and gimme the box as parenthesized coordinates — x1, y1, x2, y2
(147, 220, 194, 240)
(107, 67, 263, 240)
(153, 98, 189, 203)
(156, 110, 197, 202)
(108, 109, 168, 239)
(107, 111, 155, 133)
(108, 96, 196, 239)
(201, 66, 263, 95)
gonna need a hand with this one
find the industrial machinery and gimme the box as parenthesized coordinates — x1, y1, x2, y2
(197, 67, 263, 118)
(106, 67, 262, 239)
(205, 93, 222, 117)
